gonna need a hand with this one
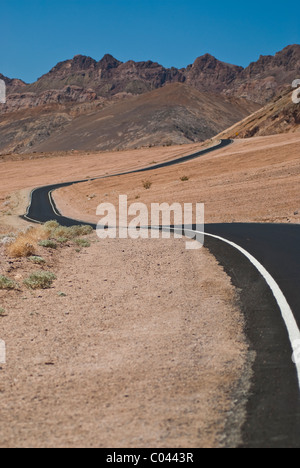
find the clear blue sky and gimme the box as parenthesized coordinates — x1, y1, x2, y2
(1, 0, 299, 83)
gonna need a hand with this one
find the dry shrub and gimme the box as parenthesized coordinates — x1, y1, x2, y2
(0, 275, 19, 290)
(7, 237, 36, 258)
(23, 271, 56, 290)
(7, 226, 49, 258)
(142, 180, 152, 190)
(6, 223, 93, 258)
(25, 226, 49, 243)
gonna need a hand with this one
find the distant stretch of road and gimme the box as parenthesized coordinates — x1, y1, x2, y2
(22, 139, 300, 447)
(23, 139, 232, 225)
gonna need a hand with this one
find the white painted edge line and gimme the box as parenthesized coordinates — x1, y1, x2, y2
(187, 229, 300, 389)
(48, 190, 61, 217)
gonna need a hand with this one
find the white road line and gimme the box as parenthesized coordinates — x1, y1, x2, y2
(48, 190, 62, 217)
(187, 229, 300, 389)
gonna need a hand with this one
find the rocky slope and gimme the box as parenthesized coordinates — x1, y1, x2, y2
(0, 45, 299, 153)
(216, 88, 300, 139)
(0, 83, 260, 154)
(1, 45, 299, 112)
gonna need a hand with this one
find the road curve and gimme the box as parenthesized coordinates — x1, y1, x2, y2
(21, 139, 300, 447)
(23, 139, 232, 225)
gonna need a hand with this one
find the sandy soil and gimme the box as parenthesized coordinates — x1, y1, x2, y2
(0, 142, 207, 233)
(0, 134, 297, 447)
(0, 235, 248, 448)
(53, 134, 300, 225)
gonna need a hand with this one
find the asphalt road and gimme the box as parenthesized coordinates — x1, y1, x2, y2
(23, 139, 233, 225)
(21, 139, 300, 447)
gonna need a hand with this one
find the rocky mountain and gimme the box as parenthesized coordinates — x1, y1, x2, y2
(0, 73, 26, 93)
(1, 45, 299, 113)
(0, 45, 299, 154)
(224, 45, 300, 103)
(216, 87, 300, 139)
(0, 83, 260, 154)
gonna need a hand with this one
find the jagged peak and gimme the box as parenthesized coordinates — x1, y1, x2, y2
(97, 54, 122, 69)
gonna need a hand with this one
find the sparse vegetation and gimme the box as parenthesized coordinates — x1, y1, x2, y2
(74, 238, 91, 248)
(28, 256, 46, 265)
(180, 176, 190, 182)
(0, 275, 19, 290)
(48, 224, 94, 240)
(0, 308, 7, 317)
(56, 237, 68, 244)
(6, 222, 93, 259)
(2, 222, 94, 293)
(142, 180, 152, 190)
(7, 237, 36, 258)
(69, 225, 94, 237)
(44, 220, 60, 232)
(7, 225, 48, 258)
(38, 239, 58, 249)
(23, 271, 56, 290)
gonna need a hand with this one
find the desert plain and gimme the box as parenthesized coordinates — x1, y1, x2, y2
(0, 132, 299, 447)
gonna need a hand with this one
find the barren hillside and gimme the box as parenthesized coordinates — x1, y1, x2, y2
(0, 84, 259, 154)
(216, 88, 300, 139)
(0, 45, 299, 154)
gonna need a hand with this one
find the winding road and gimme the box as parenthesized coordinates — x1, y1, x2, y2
(22, 139, 300, 448)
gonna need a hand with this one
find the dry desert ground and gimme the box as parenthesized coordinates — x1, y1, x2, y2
(0, 133, 299, 447)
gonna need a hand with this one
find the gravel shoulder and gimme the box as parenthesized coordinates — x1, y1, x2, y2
(0, 235, 249, 448)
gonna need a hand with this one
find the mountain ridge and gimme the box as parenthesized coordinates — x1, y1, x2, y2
(1, 44, 299, 111)
(0, 83, 260, 154)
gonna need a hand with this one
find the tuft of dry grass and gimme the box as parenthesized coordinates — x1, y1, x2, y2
(142, 180, 152, 190)
(6, 222, 94, 258)
(7, 237, 36, 258)
(6, 226, 48, 258)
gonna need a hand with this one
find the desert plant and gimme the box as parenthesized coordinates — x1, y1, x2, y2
(56, 237, 68, 244)
(38, 239, 57, 249)
(7, 237, 36, 258)
(74, 238, 91, 248)
(180, 176, 190, 182)
(6, 225, 50, 258)
(52, 226, 73, 240)
(0, 275, 19, 290)
(25, 226, 49, 242)
(69, 225, 94, 237)
(44, 220, 60, 232)
(0, 308, 6, 317)
(51, 224, 93, 240)
(28, 256, 46, 265)
(142, 180, 152, 190)
(23, 271, 56, 290)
